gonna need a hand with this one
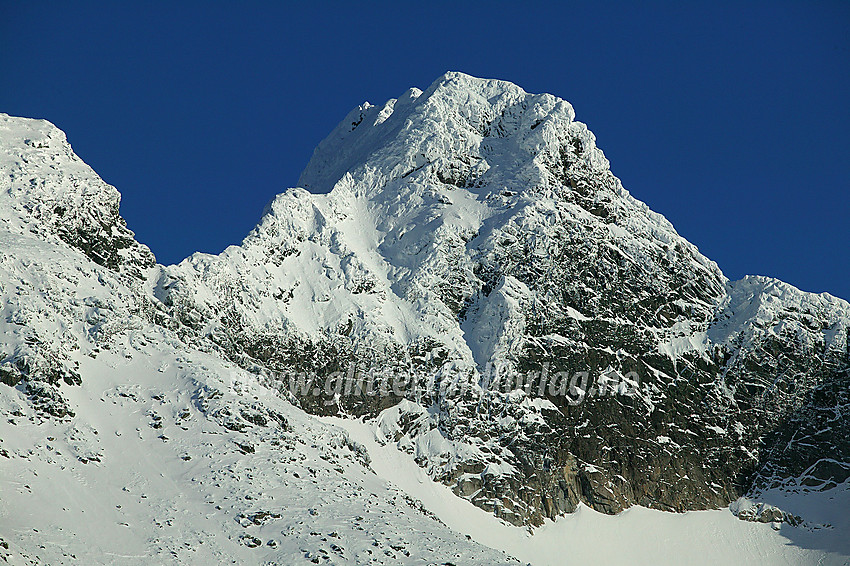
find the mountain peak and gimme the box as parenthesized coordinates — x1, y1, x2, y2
(197, 74, 728, 364)
(0, 114, 154, 273)
(2, 73, 847, 556)
(158, 74, 850, 527)
(297, 72, 582, 196)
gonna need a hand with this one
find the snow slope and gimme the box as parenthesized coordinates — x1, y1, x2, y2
(327, 416, 850, 566)
(0, 343, 515, 565)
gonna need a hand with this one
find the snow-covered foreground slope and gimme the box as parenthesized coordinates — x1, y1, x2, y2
(0, 239, 515, 565)
(328, 416, 850, 566)
(0, 347, 514, 565)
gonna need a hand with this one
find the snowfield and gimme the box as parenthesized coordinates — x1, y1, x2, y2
(328, 416, 850, 566)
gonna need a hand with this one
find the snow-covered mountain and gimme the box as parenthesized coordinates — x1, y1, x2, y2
(0, 112, 516, 565)
(1, 73, 848, 565)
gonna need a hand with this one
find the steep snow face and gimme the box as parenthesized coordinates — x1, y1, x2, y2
(711, 276, 850, 359)
(0, 114, 154, 274)
(163, 71, 726, 374)
(155, 73, 849, 527)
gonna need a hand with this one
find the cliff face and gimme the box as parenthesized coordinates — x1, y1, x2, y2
(154, 73, 850, 525)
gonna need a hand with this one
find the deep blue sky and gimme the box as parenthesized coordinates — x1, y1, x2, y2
(2, 2, 848, 299)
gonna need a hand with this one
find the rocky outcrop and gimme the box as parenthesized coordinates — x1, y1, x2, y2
(0, 114, 158, 419)
(0, 114, 155, 274)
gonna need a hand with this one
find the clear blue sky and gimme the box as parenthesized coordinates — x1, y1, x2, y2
(2, 2, 848, 299)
